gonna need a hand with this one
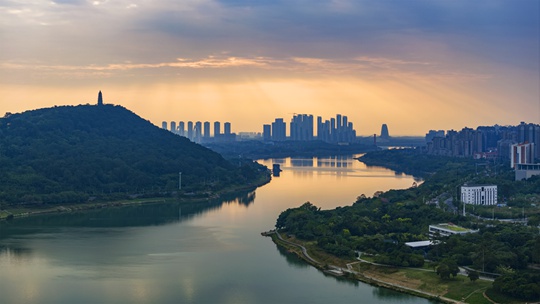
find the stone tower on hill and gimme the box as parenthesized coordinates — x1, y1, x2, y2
(97, 91, 103, 106)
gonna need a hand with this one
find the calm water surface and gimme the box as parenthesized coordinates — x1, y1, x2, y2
(0, 155, 432, 304)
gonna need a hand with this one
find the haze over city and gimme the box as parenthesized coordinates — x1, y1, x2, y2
(1, 0, 539, 135)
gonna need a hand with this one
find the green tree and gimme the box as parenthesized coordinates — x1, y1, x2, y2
(436, 259, 459, 280)
(467, 271, 479, 282)
(436, 263, 451, 280)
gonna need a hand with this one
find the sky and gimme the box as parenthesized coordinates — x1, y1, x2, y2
(1, 0, 539, 136)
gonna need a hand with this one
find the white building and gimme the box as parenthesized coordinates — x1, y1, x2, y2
(461, 185, 497, 206)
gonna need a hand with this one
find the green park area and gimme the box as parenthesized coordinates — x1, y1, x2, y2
(272, 149, 540, 303)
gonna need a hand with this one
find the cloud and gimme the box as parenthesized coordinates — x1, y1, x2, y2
(51, 0, 86, 5)
(2, 0, 537, 69)
(0, 53, 493, 85)
(1, 56, 273, 71)
(0, 0, 536, 118)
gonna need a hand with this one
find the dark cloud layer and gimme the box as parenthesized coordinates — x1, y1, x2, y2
(135, 0, 538, 69)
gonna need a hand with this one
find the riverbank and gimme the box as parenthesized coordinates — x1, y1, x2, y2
(0, 173, 271, 221)
(265, 230, 512, 304)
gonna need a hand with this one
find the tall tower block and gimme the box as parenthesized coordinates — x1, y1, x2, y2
(97, 91, 103, 106)
(380, 124, 389, 139)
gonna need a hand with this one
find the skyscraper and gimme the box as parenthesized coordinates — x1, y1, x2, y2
(170, 121, 177, 133)
(178, 121, 185, 136)
(290, 114, 314, 141)
(203, 121, 210, 139)
(187, 121, 194, 141)
(518, 122, 540, 159)
(316, 116, 323, 140)
(161, 121, 167, 130)
(194, 121, 202, 143)
(380, 124, 390, 139)
(511, 142, 535, 168)
(263, 124, 271, 141)
(224, 122, 231, 135)
(214, 121, 221, 137)
(271, 118, 286, 141)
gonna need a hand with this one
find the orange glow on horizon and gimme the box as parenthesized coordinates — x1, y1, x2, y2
(1, 68, 538, 136)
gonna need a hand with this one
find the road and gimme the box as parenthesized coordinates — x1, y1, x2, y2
(265, 230, 468, 304)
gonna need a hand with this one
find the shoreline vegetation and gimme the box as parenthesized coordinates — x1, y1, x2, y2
(0, 104, 272, 219)
(0, 173, 271, 221)
(265, 230, 497, 304)
(268, 149, 540, 304)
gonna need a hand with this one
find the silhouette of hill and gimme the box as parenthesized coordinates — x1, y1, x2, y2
(0, 104, 265, 205)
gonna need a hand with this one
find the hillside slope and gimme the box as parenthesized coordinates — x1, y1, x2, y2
(0, 104, 264, 205)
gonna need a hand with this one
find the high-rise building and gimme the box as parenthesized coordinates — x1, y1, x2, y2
(518, 122, 540, 159)
(170, 121, 177, 133)
(187, 121, 194, 141)
(271, 118, 286, 141)
(263, 124, 271, 141)
(426, 130, 445, 143)
(214, 121, 221, 137)
(317, 117, 331, 142)
(380, 124, 389, 139)
(290, 114, 314, 141)
(511, 142, 535, 168)
(314, 114, 357, 143)
(194, 121, 202, 143)
(178, 121, 185, 136)
(224, 122, 231, 135)
(162, 121, 167, 130)
(316, 116, 323, 140)
(348, 122, 356, 142)
(203, 121, 210, 139)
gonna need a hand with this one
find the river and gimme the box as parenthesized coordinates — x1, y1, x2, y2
(0, 155, 433, 304)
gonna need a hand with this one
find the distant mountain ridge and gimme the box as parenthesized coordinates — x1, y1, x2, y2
(0, 104, 263, 205)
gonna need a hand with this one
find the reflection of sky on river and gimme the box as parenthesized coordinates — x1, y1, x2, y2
(0, 222, 248, 303)
(0, 155, 432, 304)
(257, 155, 419, 210)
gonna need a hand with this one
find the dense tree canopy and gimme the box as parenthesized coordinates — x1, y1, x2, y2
(0, 105, 266, 205)
(276, 150, 540, 301)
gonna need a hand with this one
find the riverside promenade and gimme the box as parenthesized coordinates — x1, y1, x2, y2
(263, 229, 478, 304)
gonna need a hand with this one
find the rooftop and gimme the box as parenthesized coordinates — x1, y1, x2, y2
(462, 184, 497, 188)
(405, 240, 436, 248)
(430, 223, 475, 232)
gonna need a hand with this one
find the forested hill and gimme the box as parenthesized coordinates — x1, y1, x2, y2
(0, 104, 265, 205)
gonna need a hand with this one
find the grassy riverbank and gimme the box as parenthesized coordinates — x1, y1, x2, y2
(270, 232, 528, 304)
(0, 173, 271, 221)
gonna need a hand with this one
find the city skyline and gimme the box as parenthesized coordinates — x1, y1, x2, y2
(1, 1, 539, 135)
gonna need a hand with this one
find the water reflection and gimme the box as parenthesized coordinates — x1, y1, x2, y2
(259, 155, 415, 178)
(274, 242, 310, 269)
(0, 155, 432, 304)
(220, 190, 256, 207)
(274, 242, 360, 287)
(257, 156, 419, 211)
(373, 286, 437, 303)
(290, 157, 313, 167)
(0, 190, 256, 238)
(286, 156, 354, 168)
(0, 246, 33, 262)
